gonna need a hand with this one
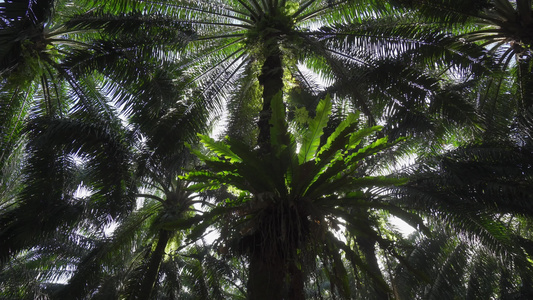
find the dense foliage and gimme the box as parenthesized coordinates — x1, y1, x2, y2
(1, 0, 533, 299)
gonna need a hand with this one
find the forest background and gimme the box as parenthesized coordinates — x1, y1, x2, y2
(1, 0, 533, 299)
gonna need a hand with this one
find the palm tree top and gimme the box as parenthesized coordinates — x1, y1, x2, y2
(165, 0, 474, 148)
(172, 0, 396, 54)
(403, 0, 533, 59)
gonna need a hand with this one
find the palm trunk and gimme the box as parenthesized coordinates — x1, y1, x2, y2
(247, 251, 286, 300)
(257, 48, 284, 153)
(356, 235, 390, 300)
(288, 259, 305, 300)
(518, 57, 533, 145)
(246, 206, 306, 300)
(518, 56, 533, 111)
(247, 252, 305, 300)
(134, 230, 170, 300)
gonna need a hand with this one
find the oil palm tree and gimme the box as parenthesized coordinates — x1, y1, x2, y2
(396, 0, 533, 141)
(0, 0, 196, 145)
(149, 0, 488, 150)
(1, 1, 224, 298)
(185, 94, 428, 299)
(391, 138, 533, 299)
(0, 70, 214, 299)
(38, 1, 510, 298)
(392, 230, 533, 299)
(0, 0, 201, 262)
(45, 94, 247, 299)
(396, 0, 533, 61)
(3, 1, 530, 299)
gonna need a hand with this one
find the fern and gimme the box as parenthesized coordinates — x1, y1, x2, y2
(198, 134, 242, 163)
(298, 95, 332, 163)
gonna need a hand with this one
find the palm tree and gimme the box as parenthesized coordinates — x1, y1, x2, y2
(0, 0, 197, 152)
(0, 70, 213, 299)
(396, 0, 533, 62)
(148, 0, 488, 150)
(391, 139, 533, 299)
(1, 1, 220, 298)
(396, 0, 533, 141)
(3, 1, 532, 299)
(185, 94, 428, 299)
(392, 230, 533, 299)
(0, 0, 201, 262)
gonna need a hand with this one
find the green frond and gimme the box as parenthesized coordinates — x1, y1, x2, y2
(315, 113, 359, 157)
(53, 205, 158, 299)
(198, 134, 242, 163)
(298, 95, 332, 163)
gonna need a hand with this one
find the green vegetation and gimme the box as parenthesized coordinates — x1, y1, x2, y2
(1, 0, 533, 299)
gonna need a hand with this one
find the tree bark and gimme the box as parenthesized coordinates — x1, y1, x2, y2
(518, 56, 533, 111)
(257, 49, 284, 153)
(247, 251, 286, 300)
(246, 223, 305, 299)
(288, 259, 305, 300)
(134, 230, 171, 300)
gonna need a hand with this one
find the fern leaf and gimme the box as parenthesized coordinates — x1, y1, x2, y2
(198, 134, 241, 163)
(345, 137, 389, 164)
(298, 95, 332, 163)
(316, 113, 359, 160)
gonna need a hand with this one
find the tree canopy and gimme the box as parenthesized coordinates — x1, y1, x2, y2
(1, 0, 533, 299)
